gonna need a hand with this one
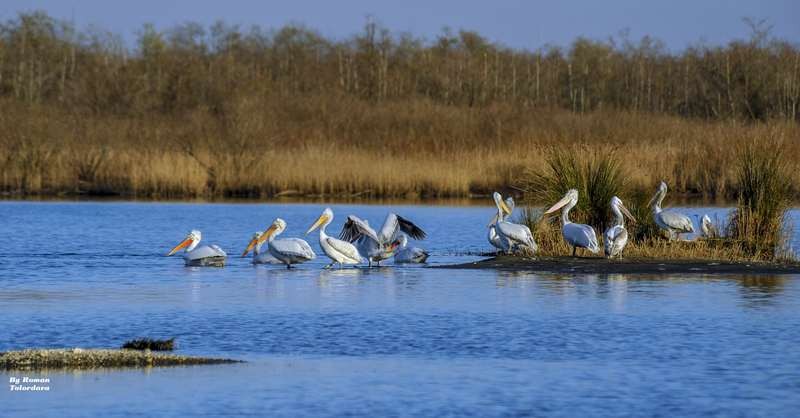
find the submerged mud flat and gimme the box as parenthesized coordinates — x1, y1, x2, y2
(0, 349, 241, 370)
(439, 255, 800, 275)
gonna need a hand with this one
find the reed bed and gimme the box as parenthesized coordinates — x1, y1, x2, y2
(513, 141, 795, 262)
(2, 98, 798, 199)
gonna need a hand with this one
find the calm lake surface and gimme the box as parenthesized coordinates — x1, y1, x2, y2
(2, 201, 800, 417)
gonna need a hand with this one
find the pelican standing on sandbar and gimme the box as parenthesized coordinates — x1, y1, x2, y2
(699, 214, 719, 239)
(544, 189, 599, 256)
(242, 219, 315, 269)
(604, 196, 636, 258)
(340, 213, 426, 266)
(649, 181, 694, 240)
(307, 208, 369, 268)
(488, 196, 516, 252)
(166, 230, 227, 267)
(491, 192, 537, 254)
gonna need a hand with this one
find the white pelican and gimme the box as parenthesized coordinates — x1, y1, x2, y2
(649, 181, 694, 240)
(166, 230, 227, 267)
(241, 232, 281, 264)
(340, 213, 426, 266)
(488, 196, 515, 252)
(604, 196, 636, 259)
(394, 234, 430, 263)
(307, 208, 369, 268)
(242, 220, 315, 268)
(491, 192, 537, 254)
(699, 214, 719, 239)
(544, 189, 599, 256)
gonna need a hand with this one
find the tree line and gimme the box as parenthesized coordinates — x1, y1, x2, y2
(0, 11, 798, 122)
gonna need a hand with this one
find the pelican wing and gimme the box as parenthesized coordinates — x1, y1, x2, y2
(340, 215, 380, 244)
(497, 221, 536, 250)
(325, 237, 364, 262)
(271, 238, 316, 260)
(379, 213, 426, 243)
(487, 225, 507, 250)
(186, 245, 226, 261)
(604, 225, 628, 256)
(564, 223, 599, 253)
(658, 210, 694, 233)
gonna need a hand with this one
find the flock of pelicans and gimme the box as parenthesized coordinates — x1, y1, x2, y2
(167, 181, 718, 268)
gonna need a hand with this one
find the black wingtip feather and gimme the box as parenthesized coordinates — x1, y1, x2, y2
(396, 215, 426, 240)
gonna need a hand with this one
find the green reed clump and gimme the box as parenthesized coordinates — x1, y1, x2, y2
(515, 206, 570, 256)
(519, 146, 625, 233)
(727, 143, 792, 260)
(626, 187, 664, 242)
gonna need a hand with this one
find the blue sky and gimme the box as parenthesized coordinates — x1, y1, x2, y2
(1, 0, 797, 50)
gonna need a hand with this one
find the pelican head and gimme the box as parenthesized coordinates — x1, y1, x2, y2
(544, 189, 579, 214)
(262, 218, 287, 241)
(307, 207, 333, 235)
(167, 230, 201, 256)
(648, 181, 668, 208)
(398, 234, 409, 248)
(610, 196, 636, 223)
(492, 192, 512, 214)
(241, 231, 263, 257)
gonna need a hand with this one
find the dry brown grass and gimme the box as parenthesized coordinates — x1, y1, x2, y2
(1, 98, 798, 199)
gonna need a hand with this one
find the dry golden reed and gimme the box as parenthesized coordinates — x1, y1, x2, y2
(2, 99, 798, 199)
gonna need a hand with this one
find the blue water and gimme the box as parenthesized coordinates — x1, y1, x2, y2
(1, 201, 800, 417)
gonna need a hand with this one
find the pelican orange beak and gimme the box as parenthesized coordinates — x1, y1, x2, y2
(241, 237, 259, 257)
(167, 237, 193, 256)
(306, 214, 329, 235)
(544, 194, 572, 215)
(261, 224, 278, 242)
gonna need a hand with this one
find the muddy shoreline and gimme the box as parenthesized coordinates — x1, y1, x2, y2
(436, 255, 800, 275)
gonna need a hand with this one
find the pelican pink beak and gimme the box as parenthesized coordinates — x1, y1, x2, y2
(544, 194, 572, 215)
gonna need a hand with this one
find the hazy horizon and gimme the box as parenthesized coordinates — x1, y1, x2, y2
(1, 0, 798, 51)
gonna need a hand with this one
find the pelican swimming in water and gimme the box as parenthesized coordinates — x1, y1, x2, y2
(241, 231, 281, 264)
(699, 214, 719, 239)
(488, 196, 516, 252)
(544, 189, 599, 256)
(166, 230, 227, 267)
(394, 234, 430, 263)
(242, 219, 315, 268)
(649, 181, 694, 240)
(604, 196, 636, 259)
(491, 192, 537, 254)
(340, 213, 426, 266)
(307, 208, 370, 268)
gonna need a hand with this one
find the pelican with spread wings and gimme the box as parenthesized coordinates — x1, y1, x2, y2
(340, 212, 426, 267)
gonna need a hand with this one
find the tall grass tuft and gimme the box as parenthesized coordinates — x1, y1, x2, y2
(518, 146, 625, 233)
(727, 143, 792, 260)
